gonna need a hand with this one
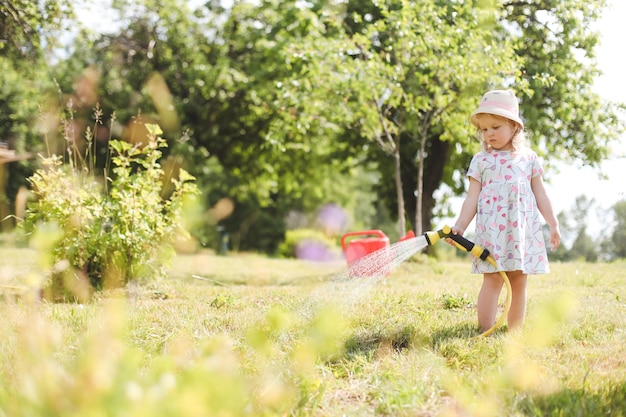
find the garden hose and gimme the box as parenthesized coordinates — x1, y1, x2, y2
(423, 225, 512, 337)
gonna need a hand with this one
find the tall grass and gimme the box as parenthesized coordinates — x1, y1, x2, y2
(1, 249, 625, 416)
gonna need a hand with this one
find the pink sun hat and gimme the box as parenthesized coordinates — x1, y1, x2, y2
(470, 89, 524, 128)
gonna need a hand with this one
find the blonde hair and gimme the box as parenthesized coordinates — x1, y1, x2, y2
(475, 114, 528, 153)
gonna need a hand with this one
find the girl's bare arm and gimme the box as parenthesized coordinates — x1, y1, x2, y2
(531, 175, 561, 249)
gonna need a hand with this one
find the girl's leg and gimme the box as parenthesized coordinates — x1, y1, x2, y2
(506, 270, 528, 329)
(477, 272, 504, 332)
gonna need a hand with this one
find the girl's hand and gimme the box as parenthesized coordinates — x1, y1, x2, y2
(445, 225, 464, 246)
(549, 225, 561, 251)
(451, 225, 464, 236)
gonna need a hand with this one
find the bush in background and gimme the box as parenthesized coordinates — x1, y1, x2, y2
(22, 123, 198, 300)
(278, 228, 341, 262)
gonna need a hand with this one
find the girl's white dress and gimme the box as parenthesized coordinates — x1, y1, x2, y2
(467, 148, 549, 274)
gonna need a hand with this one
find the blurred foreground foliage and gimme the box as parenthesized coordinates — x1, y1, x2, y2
(0, 297, 349, 417)
(1, 257, 626, 416)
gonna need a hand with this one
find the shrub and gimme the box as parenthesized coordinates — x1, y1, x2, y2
(23, 123, 198, 299)
(278, 228, 340, 261)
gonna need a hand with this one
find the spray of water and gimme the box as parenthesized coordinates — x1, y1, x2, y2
(301, 235, 429, 319)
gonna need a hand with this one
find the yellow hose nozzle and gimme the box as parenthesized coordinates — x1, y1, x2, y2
(423, 225, 452, 246)
(424, 225, 490, 260)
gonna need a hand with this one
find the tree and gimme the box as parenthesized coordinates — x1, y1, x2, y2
(278, 0, 624, 236)
(52, 0, 381, 252)
(0, 0, 74, 231)
(610, 200, 626, 259)
(550, 194, 603, 262)
(0, 0, 73, 62)
(502, 0, 623, 166)
(28, 0, 624, 254)
(566, 195, 599, 261)
(273, 0, 520, 235)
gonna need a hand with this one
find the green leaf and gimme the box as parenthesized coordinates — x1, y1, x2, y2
(145, 123, 163, 137)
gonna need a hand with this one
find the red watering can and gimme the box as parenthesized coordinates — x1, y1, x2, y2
(340, 230, 416, 277)
(340, 230, 391, 277)
(341, 230, 389, 265)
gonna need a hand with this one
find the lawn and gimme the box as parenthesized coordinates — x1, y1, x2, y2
(1, 247, 625, 416)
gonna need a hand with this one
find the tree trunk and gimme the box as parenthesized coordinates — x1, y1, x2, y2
(404, 135, 451, 234)
(394, 147, 406, 236)
(422, 139, 451, 233)
(415, 130, 428, 235)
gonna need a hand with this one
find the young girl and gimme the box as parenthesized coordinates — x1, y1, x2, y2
(450, 89, 561, 332)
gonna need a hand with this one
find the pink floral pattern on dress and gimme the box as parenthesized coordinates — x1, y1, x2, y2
(467, 148, 549, 274)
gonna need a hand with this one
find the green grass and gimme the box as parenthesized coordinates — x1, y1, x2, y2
(1, 248, 625, 416)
